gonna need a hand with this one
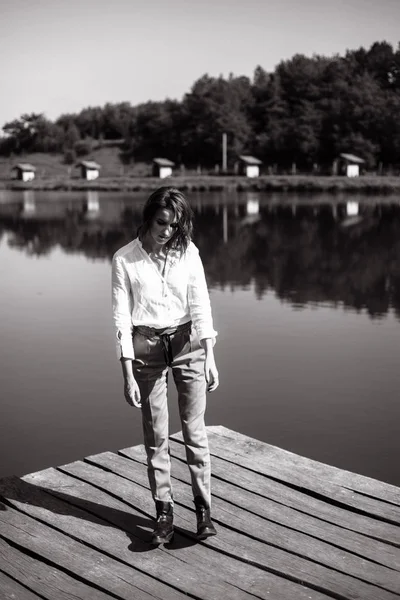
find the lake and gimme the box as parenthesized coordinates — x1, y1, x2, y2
(1, 188, 400, 487)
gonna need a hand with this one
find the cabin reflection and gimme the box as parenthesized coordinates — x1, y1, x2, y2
(241, 194, 261, 226)
(84, 191, 100, 219)
(2, 194, 400, 320)
(346, 201, 359, 216)
(20, 191, 36, 218)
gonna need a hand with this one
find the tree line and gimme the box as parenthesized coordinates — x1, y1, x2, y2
(1, 40, 400, 172)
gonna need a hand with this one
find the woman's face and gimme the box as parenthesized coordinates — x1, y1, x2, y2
(148, 208, 178, 247)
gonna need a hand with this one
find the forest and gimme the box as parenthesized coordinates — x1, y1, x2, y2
(1, 41, 400, 172)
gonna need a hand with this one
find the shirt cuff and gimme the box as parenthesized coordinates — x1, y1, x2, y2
(116, 332, 135, 360)
(197, 327, 218, 345)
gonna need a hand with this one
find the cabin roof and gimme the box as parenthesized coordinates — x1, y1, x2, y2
(239, 155, 262, 165)
(153, 158, 175, 167)
(78, 160, 101, 170)
(14, 163, 36, 171)
(339, 153, 365, 164)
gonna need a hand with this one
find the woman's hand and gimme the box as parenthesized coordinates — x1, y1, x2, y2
(201, 338, 219, 393)
(120, 358, 141, 408)
(124, 377, 142, 408)
(205, 355, 219, 393)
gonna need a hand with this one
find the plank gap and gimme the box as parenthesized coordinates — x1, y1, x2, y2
(342, 486, 400, 508)
(56, 463, 152, 521)
(186, 537, 350, 600)
(0, 567, 47, 600)
(0, 530, 123, 600)
(0, 569, 46, 600)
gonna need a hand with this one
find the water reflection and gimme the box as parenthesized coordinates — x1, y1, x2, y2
(84, 190, 101, 219)
(1, 190, 400, 319)
(21, 190, 36, 217)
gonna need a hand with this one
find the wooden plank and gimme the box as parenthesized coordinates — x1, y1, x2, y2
(0, 502, 174, 600)
(26, 463, 333, 600)
(172, 428, 400, 524)
(0, 536, 115, 600)
(80, 451, 400, 600)
(100, 450, 400, 590)
(166, 438, 400, 546)
(2, 422, 399, 600)
(0, 570, 42, 600)
(119, 442, 400, 571)
(0, 475, 256, 600)
(206, 426, 400, 505)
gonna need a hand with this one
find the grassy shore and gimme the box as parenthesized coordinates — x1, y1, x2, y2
(2, 149, 400, 194)
(2, 174, 400, 194)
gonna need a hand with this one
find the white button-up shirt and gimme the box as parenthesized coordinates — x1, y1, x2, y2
(112, 238, 217, 359)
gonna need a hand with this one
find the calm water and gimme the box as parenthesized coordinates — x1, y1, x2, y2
(1, 189, 400, 487)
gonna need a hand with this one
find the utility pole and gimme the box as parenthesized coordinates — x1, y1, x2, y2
(222, 133, 227, 173)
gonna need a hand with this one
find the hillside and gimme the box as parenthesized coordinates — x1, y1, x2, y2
(0, 146, 150, 180)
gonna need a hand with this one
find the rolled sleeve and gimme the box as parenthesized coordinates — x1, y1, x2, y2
(111, 254, 134, 360)
(187, 246, 217, 344)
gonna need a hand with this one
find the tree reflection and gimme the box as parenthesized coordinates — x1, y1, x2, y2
(1, 193, 400, 319)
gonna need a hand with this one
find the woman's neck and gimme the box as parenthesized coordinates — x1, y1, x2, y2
(140, 232, 166, 256)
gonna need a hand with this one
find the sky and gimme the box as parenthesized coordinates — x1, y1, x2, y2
(1, 0, 400, 129)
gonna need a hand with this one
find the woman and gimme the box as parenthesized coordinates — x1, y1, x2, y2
(111, 186, 219, 545)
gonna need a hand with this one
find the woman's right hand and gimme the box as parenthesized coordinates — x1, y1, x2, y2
(124, 377, 142, 408)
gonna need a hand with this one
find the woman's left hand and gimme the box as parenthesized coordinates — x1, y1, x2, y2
(205, 355, 219, 392)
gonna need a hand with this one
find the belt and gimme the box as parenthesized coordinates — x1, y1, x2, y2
(133, 321, 192, 366)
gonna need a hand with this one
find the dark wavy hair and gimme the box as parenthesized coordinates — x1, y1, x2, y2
(138, 187, 194, 253)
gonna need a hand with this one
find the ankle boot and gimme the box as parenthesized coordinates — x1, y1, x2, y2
(194, 496, 217, 540)
(151, 501, 174, 545)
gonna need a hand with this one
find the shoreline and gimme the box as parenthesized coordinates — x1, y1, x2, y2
(2, 174, 400, 193)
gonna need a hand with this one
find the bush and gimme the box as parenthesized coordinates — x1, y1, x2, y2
(74, 140, 91, 157)
(64, 149, 76, 165)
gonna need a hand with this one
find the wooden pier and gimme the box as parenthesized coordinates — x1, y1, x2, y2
(0, 425, 399, 600)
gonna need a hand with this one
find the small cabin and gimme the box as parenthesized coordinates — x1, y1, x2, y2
(238, 155, 262, 178)
(339, 153, 365, 177)
(152, 158, 174, 179)
(12, 163, 36, 182)
(77, 160, 101, 181)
